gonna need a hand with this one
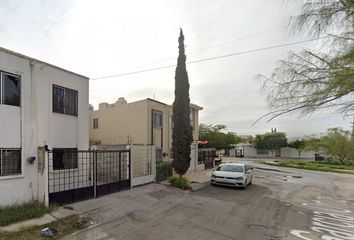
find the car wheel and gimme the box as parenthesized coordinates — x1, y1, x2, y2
(243, 180, 248, 190)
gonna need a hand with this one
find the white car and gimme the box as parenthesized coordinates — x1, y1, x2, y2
(210, 163, 253, 189)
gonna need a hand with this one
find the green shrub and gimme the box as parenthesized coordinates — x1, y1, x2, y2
(0, 202, 56, 226)
(156, 162, 173, 182)
(168, 176, 191, 190)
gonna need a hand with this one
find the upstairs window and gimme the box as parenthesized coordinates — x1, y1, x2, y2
(0, 72, 21, 107)
(0, 149, 21, 176)
(153, 110, 163, 128)
(93, 118, 99, 129)
(53, 85, 78, 116)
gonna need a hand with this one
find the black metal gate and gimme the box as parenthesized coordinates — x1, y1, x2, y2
(198, 148, 215, 169)
(48, 149, 131, 205)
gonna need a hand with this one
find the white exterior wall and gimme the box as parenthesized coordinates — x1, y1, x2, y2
(280, 147, 316, 159)
(0, 48, 89, 206)
(232, 144, 316, 159)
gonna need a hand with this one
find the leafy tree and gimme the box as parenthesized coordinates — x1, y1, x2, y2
(320, 128, 354, 165)
(253, 132, 287, 156)
(172, 29, 193, 177)
(199, 124, 241, 150)
(257, 0, 354, 122)
(288, 139, 306, 158)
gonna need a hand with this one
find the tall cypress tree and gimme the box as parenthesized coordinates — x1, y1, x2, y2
(172, 28, 193, 177)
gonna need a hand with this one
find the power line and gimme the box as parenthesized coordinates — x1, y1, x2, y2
(99, 25, 287, 73)
(91, 36, 328, 80)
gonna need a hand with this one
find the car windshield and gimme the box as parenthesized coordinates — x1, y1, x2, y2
(216, 165, 244, 172)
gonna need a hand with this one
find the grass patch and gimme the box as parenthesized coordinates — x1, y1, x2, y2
(0, 202, 56, 227)
(0, 214, 90, 240)
(168, 176, 192, 190)
(263, 160, 354, 175)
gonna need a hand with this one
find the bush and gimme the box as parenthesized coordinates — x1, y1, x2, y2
(156, 162, 173, 182)
(168, 176, 191, 190)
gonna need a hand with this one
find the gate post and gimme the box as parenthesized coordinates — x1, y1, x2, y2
(128, 148, 132, 189)
(44, 149, 49, 207)
(93, 151, 97, 198)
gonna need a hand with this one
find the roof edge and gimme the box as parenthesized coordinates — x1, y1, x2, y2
(0, 46, 89, 80)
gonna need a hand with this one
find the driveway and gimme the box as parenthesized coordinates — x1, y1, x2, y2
(63, 159, 354, 240)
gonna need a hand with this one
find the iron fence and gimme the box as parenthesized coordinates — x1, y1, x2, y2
(48, 149, 130, 205)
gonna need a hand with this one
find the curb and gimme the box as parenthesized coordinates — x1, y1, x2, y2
(190, 181, 210, 192)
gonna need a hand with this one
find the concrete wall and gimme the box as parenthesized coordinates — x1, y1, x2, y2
(280, 147, 316, 159)
(231, 144, 316, 159)
(0, 48, 89, 206)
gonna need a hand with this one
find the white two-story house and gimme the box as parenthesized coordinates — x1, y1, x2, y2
(0, 47, 89, 206)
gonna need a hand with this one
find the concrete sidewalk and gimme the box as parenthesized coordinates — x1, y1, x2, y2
(0, 184, 186, 233)
(0, 168, 214, 233)
(185, 168, 213, 191)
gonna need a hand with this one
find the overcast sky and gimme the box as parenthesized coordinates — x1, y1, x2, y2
(0, 0, 351, 138)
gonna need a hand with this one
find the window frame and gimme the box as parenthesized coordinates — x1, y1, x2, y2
(0, 72, 21, 107)
(52, 85, 78, 116)
(93, 118, 99, 129)
(0, 148, 21, 176)
(52, 148, 78, 171)
(190, 110, 195, 130)
(152, 110, 163, 128)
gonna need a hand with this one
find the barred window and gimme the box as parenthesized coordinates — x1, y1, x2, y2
(0, 149, 21, 176)
(53, 148, 78, 170)
(0, 72, 21, 107)
(53, 85, 78, 116)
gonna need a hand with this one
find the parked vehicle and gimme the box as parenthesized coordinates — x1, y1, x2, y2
(210, 163, 253, 189)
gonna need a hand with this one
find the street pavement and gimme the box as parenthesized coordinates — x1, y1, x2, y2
(62, 158, 354, 240)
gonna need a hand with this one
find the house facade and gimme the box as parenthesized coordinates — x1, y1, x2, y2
(89, 97, 203, 171)
(0, 47, 89, 206)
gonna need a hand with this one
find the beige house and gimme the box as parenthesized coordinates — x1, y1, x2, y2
(89, 97, 203, 171)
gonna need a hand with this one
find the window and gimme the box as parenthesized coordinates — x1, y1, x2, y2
(169, 115, 174, 129)
(190, 110, 195, 130)
(53, 85, 78, 116)
(93, 118, 99, 129)
(0, 72, 21, 107)
(0, 149, 21, 176)
(216, 164, 244, 173)
(153, 110, 163, 128)
(52, 148, 78, 170)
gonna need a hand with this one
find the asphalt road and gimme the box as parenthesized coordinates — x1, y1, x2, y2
(64, 159, 354, 240)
